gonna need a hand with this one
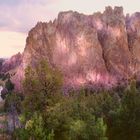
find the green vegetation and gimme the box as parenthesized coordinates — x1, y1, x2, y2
(4, 60, 140, 140)
(4, 93, 22, 114)
(5, 79, 14, 92)
(0, 73, 10, 81)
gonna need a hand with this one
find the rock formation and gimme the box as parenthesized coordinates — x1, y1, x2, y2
(2, 6, 140, 91)
(1, 53, 22, 73)
(0, 58, 5, 71)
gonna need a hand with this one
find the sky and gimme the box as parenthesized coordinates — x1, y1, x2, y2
(0, 0, 140, 58)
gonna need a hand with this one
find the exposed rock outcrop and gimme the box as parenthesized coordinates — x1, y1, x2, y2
(2, 6, 140, 91)
(0, 53, 22, 89)
(1, 53, 22, 73)
(126, 12, 140, 78)
(94, 6, 132, 83)
(0, 58, 5, 71)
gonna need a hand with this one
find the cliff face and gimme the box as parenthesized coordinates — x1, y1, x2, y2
(99, 7, 131, 78)
(3, 6, 140, 91)
(126, 13, 140, 77)
(1, 53, 22, 73)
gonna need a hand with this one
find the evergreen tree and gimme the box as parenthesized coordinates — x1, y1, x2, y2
(5, 78, 14, 91)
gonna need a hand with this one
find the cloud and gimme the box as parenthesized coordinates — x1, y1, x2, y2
(0, 31, 26, 58)
(0, 0, 49, 6)
(0, 0, 58, 32)
(0, 0, 21, 6)
(0, 0, 59, 57)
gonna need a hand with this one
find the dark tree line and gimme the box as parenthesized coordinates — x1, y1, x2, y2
(4, 60, 140, 140)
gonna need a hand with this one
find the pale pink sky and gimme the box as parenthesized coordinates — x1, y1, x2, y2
(0, 0, 140, 57)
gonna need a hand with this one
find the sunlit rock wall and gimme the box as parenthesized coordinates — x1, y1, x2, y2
(4, 6, 140, 91)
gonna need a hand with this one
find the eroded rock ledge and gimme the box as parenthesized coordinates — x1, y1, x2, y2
(2, 6, 140, 91)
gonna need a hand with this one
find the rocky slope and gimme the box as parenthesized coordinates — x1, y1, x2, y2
(0, 53, 22, 74)
(2, 6, 140, 91)
(0, 59, 6, 71)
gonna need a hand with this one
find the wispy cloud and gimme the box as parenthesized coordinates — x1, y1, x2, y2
(0, 0, 21, 6)
(0, 0, 50, 6)
(0, 0, 58, 32)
